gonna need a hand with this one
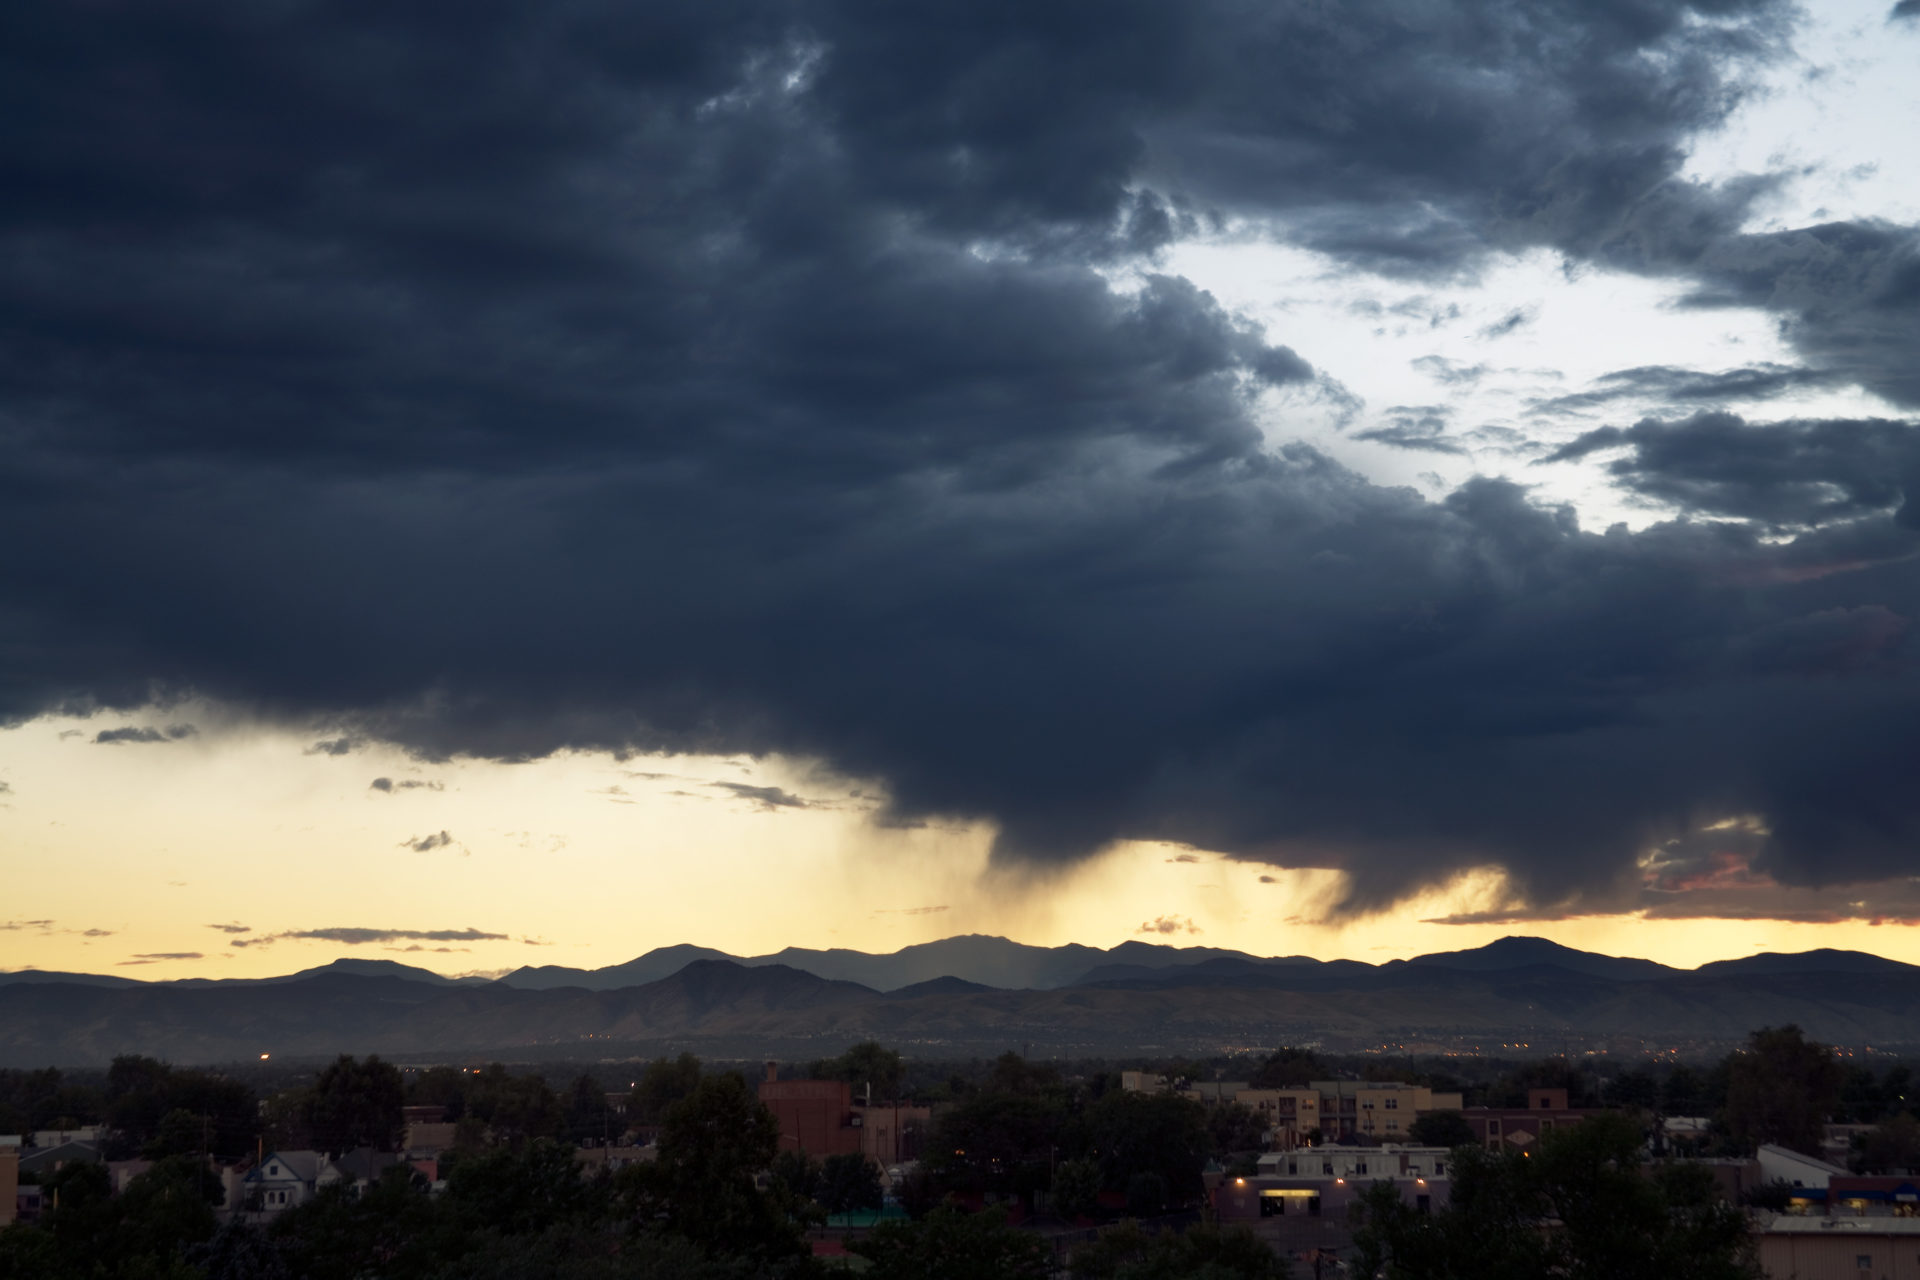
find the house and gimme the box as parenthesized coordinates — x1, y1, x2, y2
(0, 1145, 15, 1228)
(1220, 1081, 1463, 1148)
(404, 1120, 460, 1156)
(318, 1147, 412, 1195)
(241, 1150, 325, 1215)
(30, 1126, 104, 1148)
(19, 1141, 100, 1180)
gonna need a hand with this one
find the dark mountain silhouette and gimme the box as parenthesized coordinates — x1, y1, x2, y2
(8, 938, 1920, 1066)
(1398, 936, 1676, 982)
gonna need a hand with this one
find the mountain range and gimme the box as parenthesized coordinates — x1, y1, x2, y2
(4, 936, 1918, 1067)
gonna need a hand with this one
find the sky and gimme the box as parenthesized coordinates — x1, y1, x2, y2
(4, 0, 1920, 981)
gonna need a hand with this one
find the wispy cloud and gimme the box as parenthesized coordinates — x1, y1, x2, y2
(400, 830, 457, 853)
(370, 777, 444, 793)
(231, 925, 509, 949)
(206, 923, 252, 934)
(119, 951, 203, 964)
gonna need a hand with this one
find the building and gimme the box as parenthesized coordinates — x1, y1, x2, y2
(756, 1064, 931, 1164)
(1198, 1080, 1462, 1148)
(1757, 1215, 1920, 1279)
(759, 1066, 863, 1157)
(1460, 1088, 1592, 1151)
(1214, 1144, 1454, 1223)
(0, 1145, 16, 1228)
(241, 1150, 324, 1215)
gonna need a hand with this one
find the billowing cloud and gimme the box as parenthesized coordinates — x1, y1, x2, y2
(1, 0, 1917, 927)
(1544, 412, 1920, 528)
(93, 724, 197, 745)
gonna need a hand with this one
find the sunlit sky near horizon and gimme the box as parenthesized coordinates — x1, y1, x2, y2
(5, 0, 1920, 982)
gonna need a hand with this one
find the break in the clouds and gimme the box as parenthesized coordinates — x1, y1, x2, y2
(2, 0, 1918, 925)
(230, 927, 508, 949)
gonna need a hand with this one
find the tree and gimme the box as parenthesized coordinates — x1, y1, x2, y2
(1086, 1091, 1211, 1209)
(1249, 1048, 1325, 1090)
(566, 1074, 612, 1145)
(309, 1054, 404, 1153)
(621, 1071, 806, 1266)
(819, 1151, 884, 1215)
(1407, 1110, 1477, 1149)
(1051, 1157, 1103, 1220)
(852, 1204, 1050, 1280)
(816, 1041, 904, 1101)
(1853, 1113, 1920, 1174)
(1723, 1025, 1843, 1156)
(629, 1053, 702, 1126)
(463, 1065, 566, 1145)
(1354, 1112, 1758, 1280)
(1206, 1102, 1267, 1156)
(1071, 1219, 1290, 1280)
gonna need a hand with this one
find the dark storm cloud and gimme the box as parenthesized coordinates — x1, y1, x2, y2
(93, 724, 197, 745)
(305, 736, 363, 756)
(4, 0, 1920, 920)
(1544, 411, 1920, 528)
(1893, 1, 1919, 21)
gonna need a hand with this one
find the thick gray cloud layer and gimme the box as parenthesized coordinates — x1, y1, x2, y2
(4, 0, 1919, 917)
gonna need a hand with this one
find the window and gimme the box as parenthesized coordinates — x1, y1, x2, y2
(1385, 1097, 1399, 1109)
(1287, 1160, 1297, 1175)
(1357, 1161, 1368, 1175)
(1323, 1161, 1334, 1175)
(1856, 1255, 1871, 1270)
(1435, 1161, 1446, 1176)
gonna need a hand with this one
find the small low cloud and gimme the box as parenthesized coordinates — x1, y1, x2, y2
(385, 944, 468, 954)
(711, 782, 812, 810)
(305, 736, 364, 756)
(231, 925, 509, 948)
(0, 780, 11, 795)
(80, 928, 114, 938)
(206, 923, 252, 934)
(370, 777, 444, 793)
(119, 951, 203, 965)
(94, 724, 197, 745)
(521, 936, 556, 946)
(875, 905, 950, 916)
(1258, 875, 1278, 884)
(1137, 914, 1203, 936)
(2, 920, 54, 932)
(1477, 306, 1536, 340)
(401, 830, 456, 853)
